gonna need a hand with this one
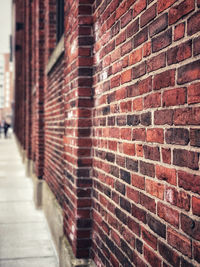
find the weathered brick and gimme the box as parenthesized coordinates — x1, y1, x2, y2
(163, 87, 187, 107)
(178, 170, 200, 194)
(157, 202, 179, 228)
(194, 241, 200, 263)
(144, 92, 161, 109)
(190, 128, 200, 147)
(156, 165, 176, 185)
(134, 27, 148, 48)
(157, 0, 176, 13)
(131, 174, 145, 190)
(140, 161, 155, 177)
(126, 18, 139, 38)
(147, 214, 166, 238)
(132, 203, 146, 223)
(144, 145, 160, 161)
(153, 69, 175, 90)
(132, 62, 146, 79)
(140, 4, 156, 27)
(194, 36, 200, 56)
(174, 22, 185, 41)
(146, 179, 164, 200)
(181, 213, 200, 241)
(149, 13, 168, 37)
(167, 40, 192, 65)
(165, 128, 189, 145)
(146, 128, 164, 144)
(140, 193, 156, 213)
(174, 107, 200, 125)
(188, 82, 200, 104)
(147, 52, 166, 73)
(158, 241, 180, 266)
(192, 196, 200, 216)
(145, 246, 162, 267)
(165, 186, 190, 211)
(169, 0, 195, 25)
(154, 109, 173, 125)
(173, 149, 199, 170)
(178, 59, 200, 84)
(187, 10, 200, 36)
(161, 148, 171, 164)
(152, 29, 172, 53)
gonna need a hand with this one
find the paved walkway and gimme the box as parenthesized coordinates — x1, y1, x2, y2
(0, 135, 58, 267)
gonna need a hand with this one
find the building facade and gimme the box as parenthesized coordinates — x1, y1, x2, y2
(13, 0, 200, 266)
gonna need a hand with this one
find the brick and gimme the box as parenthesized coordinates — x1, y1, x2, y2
(111, 75, 121, 88)
(174, 107, 200, 125)
(142, 227, 157, 250)
(140, 193, 156, 213)
(153, 69, 175, 90)
(181, 213, 200, 241)
(136, 144, 144, 157)
(116, 31, 126, 46)
(178, 170, 200, 194)
(127, 186, 139, 203)
(181, 258, 195, 267)
(129, 47, 142, 65)
(158, 202, 179, 228)
(165, 128, 189, 145)
(120, 101, 132, 112)
(188, 82, 200, 104)
(120, 128, 132, 140)
(190, 128, 200, 147)
(140, 4, 156, 27)
(115, 207, 127, 225)
(127, 114, 140, 126)
(126, 157, 138, 172)
(149, 13, 168, 37)
(194, 36, 200, 56)
(192, 196, 200, 216)
(115, 180, 125, 195)
(144, 246, 161, 267)
(132, 62, 146, 79)
(126, 18, 139, 38)
(140, 161, 155, 177)
(132, 203, 146, 223)
(132, 128, 146, 141)
(111, 47, 121, 63)
(167, 40, 192, 65)
(154, 109, 173, 125)
(163, 87, 187, 107)
(131, 174, 145, 190)
(156, 165, 176, 185)
(194, 241, 200, 263)
(174, 22, 185, 41)
(178, 59, 200, 84)
(136, 239, 143, 254)
(120, 169, 131, 184)
(123, 143, 135, 156)
(121, 40, 132, 56)
(162, 148, 171, 164)
(188, 10, 200, 36)
(165, 186, 190, 211)
(147, 214, 166, 238)
(121, 9, 132, 28)
(132, 0, 147, 18)
(138, 76, 152, 95)
(144, 92, 161, 109)
(141, 112, 151, 126)
(157, 0, 176, 13)
(146, 128, 164, 144)
(152, 29, 172, 53)
(169, 0, 195, 25)
(121, 69, 132, 84)
(127, 217, 140, 236)
(120, 196, 131, 213)
(146, 179, 164, 200)
(134, 27, 148, 48)
(173, 149, 199, 170)
(158, 241, 180, 266)
(143, 41, 151, 57)
(144, 145, 160, 161)
(147, 52, 166, 73)
(132, 98, 143, 111)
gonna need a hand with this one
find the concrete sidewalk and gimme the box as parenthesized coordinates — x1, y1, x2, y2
(0, 135, 58, 267)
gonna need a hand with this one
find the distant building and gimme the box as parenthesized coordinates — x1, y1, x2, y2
(0, 53, 13, 123)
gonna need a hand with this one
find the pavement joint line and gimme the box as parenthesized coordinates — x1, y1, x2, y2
(0, 256, 56, 261)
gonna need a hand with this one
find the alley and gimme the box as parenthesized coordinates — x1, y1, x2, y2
(0, 135, 58, 267)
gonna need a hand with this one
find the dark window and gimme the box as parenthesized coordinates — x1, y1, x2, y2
(56, 0, 64, 43)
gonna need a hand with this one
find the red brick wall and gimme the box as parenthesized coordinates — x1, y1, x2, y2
(91, 0, 200, 266)
(14, 0, 200, 265)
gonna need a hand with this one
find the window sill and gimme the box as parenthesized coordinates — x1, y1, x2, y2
(46, 35, 64, 74)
